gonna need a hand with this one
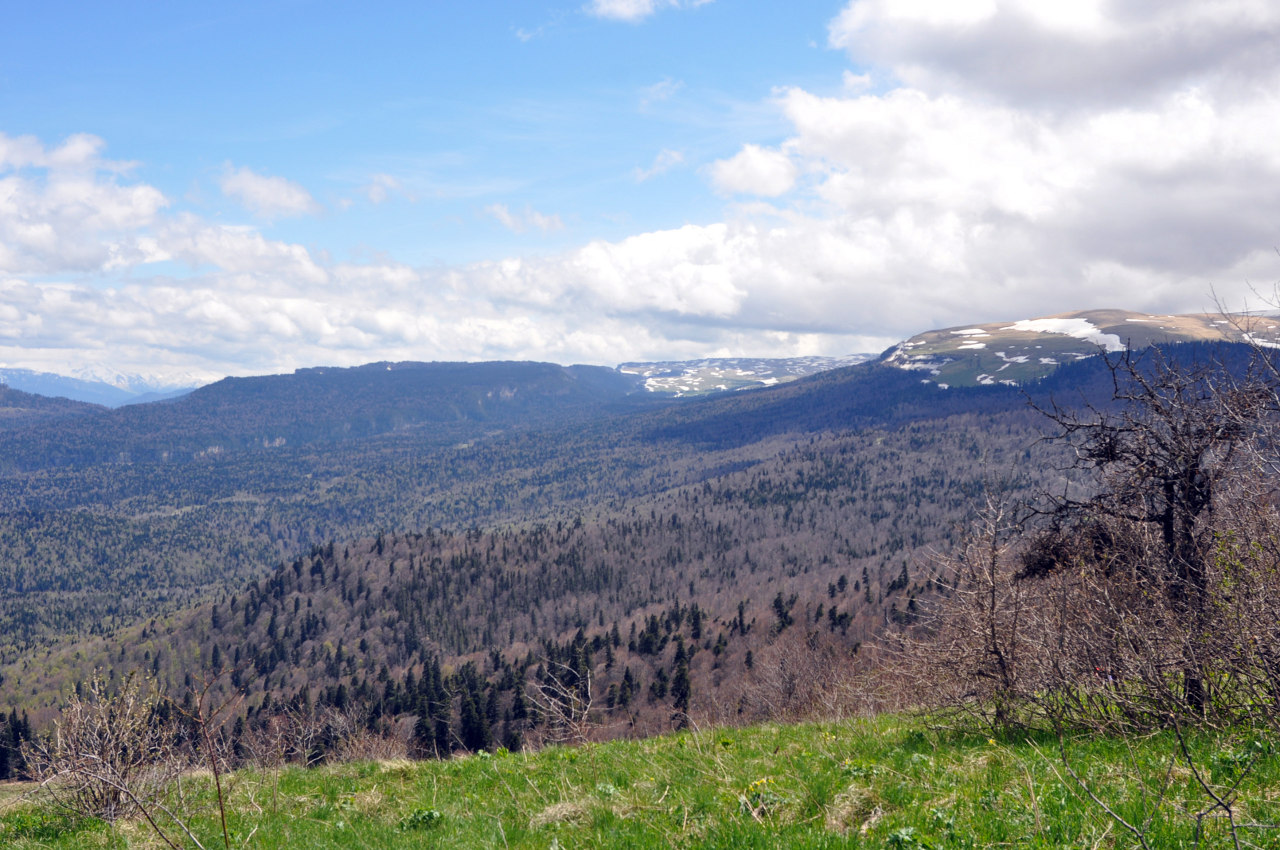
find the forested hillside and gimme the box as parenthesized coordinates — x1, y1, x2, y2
(0, 385, 100, 430)
(2, 410, 1049, 751)
(0, 357, 1035, 655)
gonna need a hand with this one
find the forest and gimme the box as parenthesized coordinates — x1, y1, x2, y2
(0, 356, 1039, 655)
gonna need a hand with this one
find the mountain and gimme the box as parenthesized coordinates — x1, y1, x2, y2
(883, 309, 1280, 387)
(0, 353, 1028, 658)
(0, 360, 653, 471)
(0, 341, 1249, 660)
(0, 354, 874, 410)
(19, 342, 1248, 729)
(0, 367, 199, 407)
(618, 355, 876, 395)
(67, 364, 212, 396)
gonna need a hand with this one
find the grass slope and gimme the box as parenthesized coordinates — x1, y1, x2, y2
(4, 715, 1278, 848)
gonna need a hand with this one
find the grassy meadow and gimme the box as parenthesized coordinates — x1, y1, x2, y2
(3, 714, 1278, 849)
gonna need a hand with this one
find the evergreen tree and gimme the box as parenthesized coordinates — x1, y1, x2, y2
(411, 701, 436, 758)
(671, 638, 692, 723)
(459, 696, 486, 751)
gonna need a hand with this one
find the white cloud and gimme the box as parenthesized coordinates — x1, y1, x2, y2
(363, 173, 409, 204)
(157, 215, 329, 285)
(828, 0, 1280, 108)
(219, 164, 320, 218)
(484, 203, 565, 234)
(841, 71, 873, 93)
(710, 144, 798, 196)
(634, 149, 685, 182)
(639, 78, 684, 109)
(454, 0, 1280, 351)
(0, 133, 168, 275)
(586, 0, 712, 23)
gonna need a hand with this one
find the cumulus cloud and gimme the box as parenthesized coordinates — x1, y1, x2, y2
(586, 0, 712, 23)
(710, 144, 798, 196)
(476, 223, 748, 317)
(635, 149, 685, 182)
(465, 0, 1280, 348)
(828, 0, 1280, 108)
(219, 164, 320, 218)
(157, 215, 329, 286)
(0, 133, 168, 275)
(484, 203, 565, 234)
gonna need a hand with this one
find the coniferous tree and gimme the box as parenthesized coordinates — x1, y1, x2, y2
(671, 638, 691, 723)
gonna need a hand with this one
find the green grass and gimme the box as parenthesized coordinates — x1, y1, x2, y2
(4, 716, 1279, 848)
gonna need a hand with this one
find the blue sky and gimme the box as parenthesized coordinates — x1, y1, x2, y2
(3, 1, 1280, 384)
(3, 1, 846, 265)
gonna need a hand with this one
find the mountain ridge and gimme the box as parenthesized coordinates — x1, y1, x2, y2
(884, 308, 1280, 387)
(8, 307, 1261, 407)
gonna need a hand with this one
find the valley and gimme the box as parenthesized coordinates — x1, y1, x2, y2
(0, 328, 1071, 744)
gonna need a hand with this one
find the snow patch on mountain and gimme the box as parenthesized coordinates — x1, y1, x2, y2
(1000, 318, 1125, 352)
(618, 354, 875, 396)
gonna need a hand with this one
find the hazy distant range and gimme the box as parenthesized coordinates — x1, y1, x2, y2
(0, 355, 876, 407)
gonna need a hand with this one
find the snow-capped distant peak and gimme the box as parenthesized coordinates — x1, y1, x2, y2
(68, 365, 216, 394)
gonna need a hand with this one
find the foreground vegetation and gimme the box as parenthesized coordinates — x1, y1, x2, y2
(3, 714, 1279, 848)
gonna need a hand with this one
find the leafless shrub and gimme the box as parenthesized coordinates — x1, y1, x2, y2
(323, 707, 407, 763)
(902, 487, 1280, 735)
(889, 491, 1048, 730)
(734, 627, 877, 722)
(22, 673, 183, 825)
(527, 660, 594, 744)
(238, 712, 293, 771)
(240, 703, 405, 767)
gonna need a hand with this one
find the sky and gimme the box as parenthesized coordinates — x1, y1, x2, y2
(3, 0, 1280, 385)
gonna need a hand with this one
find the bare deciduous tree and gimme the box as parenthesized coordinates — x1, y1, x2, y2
(898, 343, 1280, 842)
(1031, 346, 1274, 716)
(891, 489, 1046, 730)
(903, 344, 1280, 732)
